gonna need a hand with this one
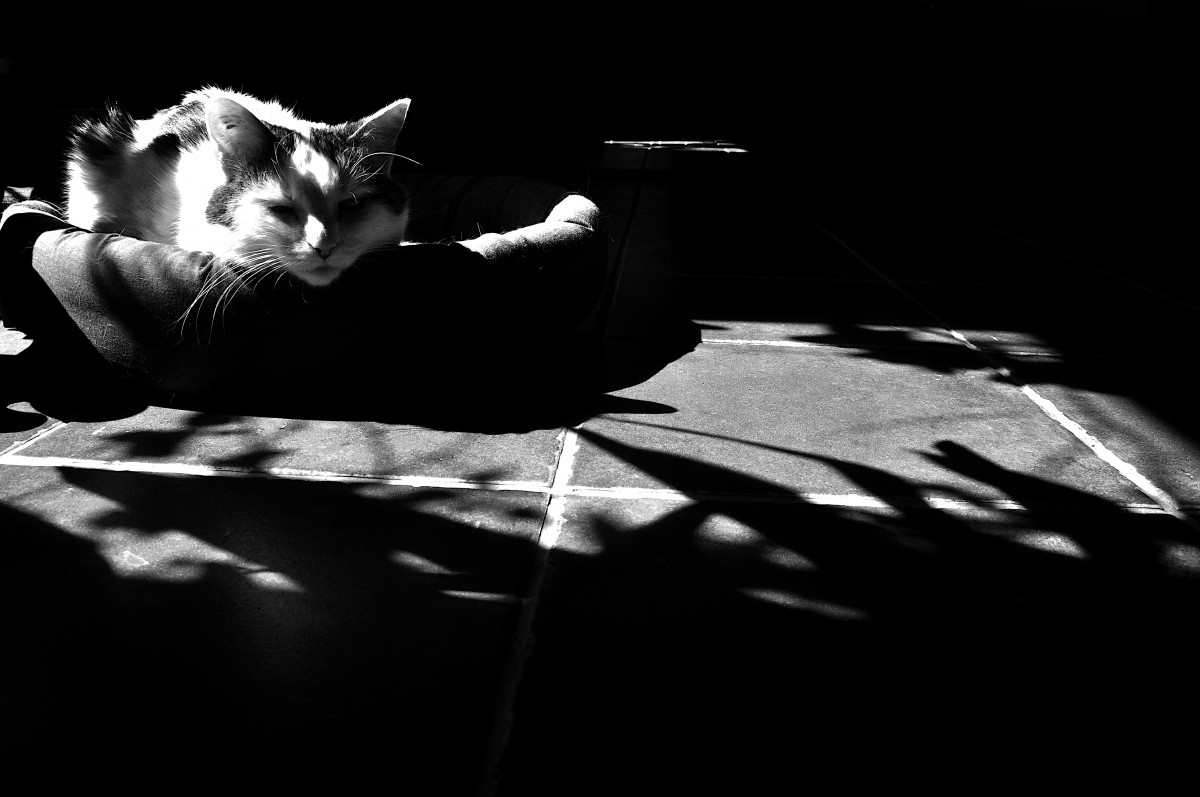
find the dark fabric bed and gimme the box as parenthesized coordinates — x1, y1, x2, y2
(1, 174, 611, 418)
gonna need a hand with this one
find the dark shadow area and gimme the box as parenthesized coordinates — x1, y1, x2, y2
(7, 422, 1197, 793)
(0, 343, 149, 424)
(1, 469, 544, 792)
(788, 323, 985, 372)
(0, 323, 696, 432)
(496, 428, 1200, 794)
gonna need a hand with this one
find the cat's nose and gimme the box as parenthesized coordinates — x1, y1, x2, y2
(305, 218, 339, 258)
(307, 230, 338, 258)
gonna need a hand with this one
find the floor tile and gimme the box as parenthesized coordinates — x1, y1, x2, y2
(497, 494, 1200, 793)
(899, 280, 1200, 358)
(8, 406, 566, 486)
(1018, 360, 1200, 506)
(572, 343, 1149, 506)
(1, 464, 544, 791)
(0, 324, 30, 355)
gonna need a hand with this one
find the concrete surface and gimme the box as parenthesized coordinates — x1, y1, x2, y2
(3, 142, 1198, 794)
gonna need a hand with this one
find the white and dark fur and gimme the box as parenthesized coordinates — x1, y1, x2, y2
(66, 88, 412, 287)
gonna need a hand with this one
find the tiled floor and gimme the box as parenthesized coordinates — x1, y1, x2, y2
(3, 144, 1199, 793)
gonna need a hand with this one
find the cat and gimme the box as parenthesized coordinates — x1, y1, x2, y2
(65, 87, 412, 288)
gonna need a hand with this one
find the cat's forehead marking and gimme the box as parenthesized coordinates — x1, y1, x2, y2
(290, 138, 339, 193)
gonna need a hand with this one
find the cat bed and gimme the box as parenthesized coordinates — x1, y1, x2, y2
(0, 174, 610, 415)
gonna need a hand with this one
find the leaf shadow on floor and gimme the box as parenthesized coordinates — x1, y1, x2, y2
(496, 428, 1200, 794)
(7, 364, 1196, 793)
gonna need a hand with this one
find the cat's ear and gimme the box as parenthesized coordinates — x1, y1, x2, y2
(348, 98, 411, 172)
(206, 97, 274, 170)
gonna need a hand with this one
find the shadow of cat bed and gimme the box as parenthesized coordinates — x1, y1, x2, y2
(0, 175, 617, 428)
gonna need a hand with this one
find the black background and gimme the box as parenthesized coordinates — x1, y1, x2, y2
(2, 2, 1193, 288)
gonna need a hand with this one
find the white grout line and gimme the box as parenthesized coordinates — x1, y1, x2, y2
(810, 219, 1198, 529)
(954, 332, 1192, 519)
(543, 427, 583, 532)
(2, 449, 1183, 518)
(477, 426, 582, 797)
(0, 419, 68, 458)
(702, 338, 829, 349)
(702, 336, 1017, 353)
(0, 453, 550, 493)
(561, 484, 1176, 514)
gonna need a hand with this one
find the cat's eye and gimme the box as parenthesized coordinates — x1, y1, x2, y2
(337, 197, 360, 214)
(267, 204, 299, 222)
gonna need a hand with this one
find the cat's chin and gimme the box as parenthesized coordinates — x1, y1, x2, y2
(289, 263, 345, 287)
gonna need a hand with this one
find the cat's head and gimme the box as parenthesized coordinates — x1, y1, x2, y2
(204, 95, 411, 286)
